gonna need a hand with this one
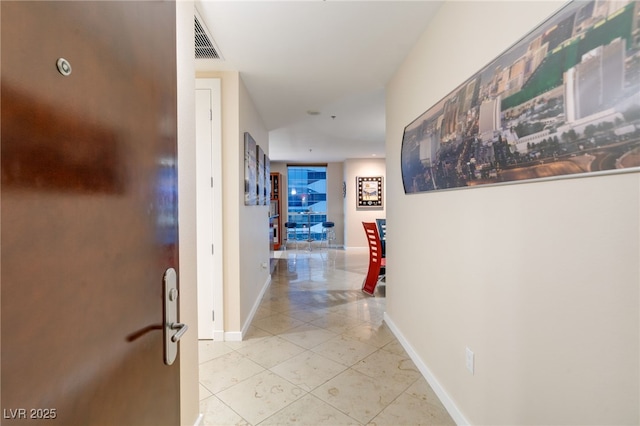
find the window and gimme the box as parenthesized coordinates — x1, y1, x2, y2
(287, 165, 327, 241)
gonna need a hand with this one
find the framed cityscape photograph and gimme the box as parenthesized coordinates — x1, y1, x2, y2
(401, 0, 640, 194)
(244, 132, 257, 205)
(357, 176, 383, 208)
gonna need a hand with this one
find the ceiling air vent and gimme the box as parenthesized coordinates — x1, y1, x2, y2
(195, 10, 222, 60)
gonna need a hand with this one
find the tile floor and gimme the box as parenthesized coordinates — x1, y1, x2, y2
(199, 248, 455, 425)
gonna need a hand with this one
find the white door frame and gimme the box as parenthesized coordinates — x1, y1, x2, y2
(195, 78, 224, 340)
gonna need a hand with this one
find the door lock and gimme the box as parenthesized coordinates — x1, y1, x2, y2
(163, 268, 188, 365)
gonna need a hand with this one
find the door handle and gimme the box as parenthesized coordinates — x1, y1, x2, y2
(163, 268, 187, 365)
(170, 322, 188, 342)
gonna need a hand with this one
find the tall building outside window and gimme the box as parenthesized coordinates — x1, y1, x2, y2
(287, 166, 327, 241)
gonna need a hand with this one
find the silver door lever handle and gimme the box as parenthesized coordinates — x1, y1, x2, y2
(163, 268, 187, 365)
(170, 322, 188, 342)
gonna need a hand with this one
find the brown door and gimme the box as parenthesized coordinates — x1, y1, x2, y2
(1, 2, 180, 424)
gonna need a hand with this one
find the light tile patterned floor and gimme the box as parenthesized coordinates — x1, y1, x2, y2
(199, 248, 455, 426)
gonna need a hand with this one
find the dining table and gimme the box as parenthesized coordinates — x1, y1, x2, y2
(296, 211, 325, 250)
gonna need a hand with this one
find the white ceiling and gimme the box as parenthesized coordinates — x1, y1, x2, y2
(195, 0, 443, 163)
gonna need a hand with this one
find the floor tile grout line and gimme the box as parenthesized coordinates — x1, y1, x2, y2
(313, 365, 421, 425)
(266, 348, 347, 390)
(207, 332, 389, 420)
(200, 250, 451, 426)
(201, 393, 253, 425)
(198, 352, 267, 397)
(200, 358, 419, 426)
(256, 392, 365, 426)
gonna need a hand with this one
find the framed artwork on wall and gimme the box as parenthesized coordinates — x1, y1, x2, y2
(257, 144, 265, 206)
(264, 153, 270, 205)
(244, 132, 257, 205)
(357, 176, 383, 208)
(400, 0, 640, 194)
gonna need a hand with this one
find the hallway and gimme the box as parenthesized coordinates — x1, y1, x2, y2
(198, 249, 455, 425)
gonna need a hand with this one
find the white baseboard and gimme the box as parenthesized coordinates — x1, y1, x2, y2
(223, 275, 272, 341)
(383, 312, 469, 426)
(224, 331, 243, 342)
(241, 274, 272, 339)
(212, 330, 225, 341)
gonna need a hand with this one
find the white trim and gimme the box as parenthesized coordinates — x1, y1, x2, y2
(223, 275, 272, 342)
(241, 275, 272, 339)
(195, 78, 224, 340)
(224, 331, 243, 342)
(384, 312, 470, 426)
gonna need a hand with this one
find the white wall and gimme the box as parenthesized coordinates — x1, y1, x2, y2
(385, 1, 639, 425)
(326, 162, 345, 247)
(238, 77, 271, 334)
(344, 158, 386, 248)
(196, 70, 270, 338)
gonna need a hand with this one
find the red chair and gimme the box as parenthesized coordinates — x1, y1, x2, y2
(362, 222, 386, 295)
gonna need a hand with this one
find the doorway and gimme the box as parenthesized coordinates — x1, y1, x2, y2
(1, 2, 181, 424)
(196, 78, 224, 340)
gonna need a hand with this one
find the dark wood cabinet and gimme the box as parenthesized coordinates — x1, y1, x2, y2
(270, 173, 281, 250)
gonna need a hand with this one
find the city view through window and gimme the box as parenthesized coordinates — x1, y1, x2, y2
(287, 166, 327, 242)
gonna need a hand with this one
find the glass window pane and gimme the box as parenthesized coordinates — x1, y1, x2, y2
(287, 166, 327, 241)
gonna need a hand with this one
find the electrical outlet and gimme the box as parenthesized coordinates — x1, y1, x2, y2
(465, 347, 474, 374)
